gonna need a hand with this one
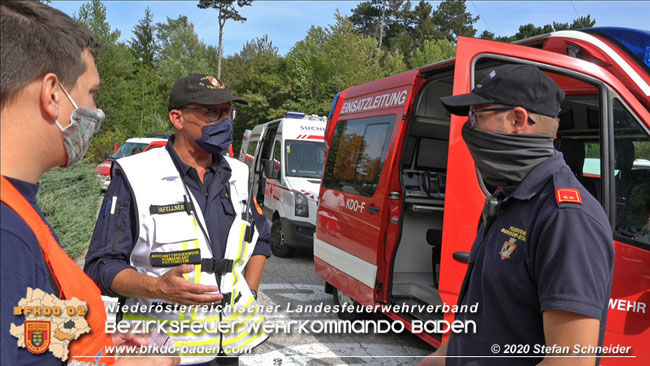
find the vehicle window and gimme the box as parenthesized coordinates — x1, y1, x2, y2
(613, 98, 650, 245)
(246, 140, 258, 156)
(285, 141, 326, 179)
(273, 140, 282, 164)
(112, 142, 148, 159)
(145, 144, 164, 152)
(322, 115, 395, 197)
(246, 141, 258, 169)
(272, 140, 282, 176)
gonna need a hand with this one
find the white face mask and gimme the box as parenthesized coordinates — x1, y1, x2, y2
(54, 82, 105, 168)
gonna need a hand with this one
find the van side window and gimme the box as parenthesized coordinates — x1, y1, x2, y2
(272, 140, 282, 176)
(322, 116, 395, 197)
(613, 98, 650, 245)
(272, 140, 281, 165)
(246, 140, 258, 169)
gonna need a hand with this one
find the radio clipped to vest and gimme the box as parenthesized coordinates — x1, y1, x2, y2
(241, 207, 255, 243)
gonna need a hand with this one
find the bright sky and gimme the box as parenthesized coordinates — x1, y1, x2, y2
(51, 1, 649, 57)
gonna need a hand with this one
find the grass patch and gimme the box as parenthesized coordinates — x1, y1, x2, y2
(37, 161, 102, 258)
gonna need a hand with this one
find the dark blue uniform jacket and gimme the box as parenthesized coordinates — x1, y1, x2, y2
(447, 153, 615, 365)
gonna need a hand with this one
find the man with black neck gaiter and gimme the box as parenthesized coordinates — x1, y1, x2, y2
(420, 64, 614, 366)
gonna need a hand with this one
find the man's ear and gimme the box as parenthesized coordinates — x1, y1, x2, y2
(40, 73, 60, 121)
(169, 110, 183, 130)
(511, 107, 528, 133)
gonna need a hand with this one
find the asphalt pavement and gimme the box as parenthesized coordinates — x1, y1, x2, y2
(241, 247, 433, 366)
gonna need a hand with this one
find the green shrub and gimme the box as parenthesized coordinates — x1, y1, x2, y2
(37, 161, 102, 258)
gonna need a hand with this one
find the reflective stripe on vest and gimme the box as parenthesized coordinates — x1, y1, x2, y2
(116, 149, 267, 364)
(0, 176, 115, 365)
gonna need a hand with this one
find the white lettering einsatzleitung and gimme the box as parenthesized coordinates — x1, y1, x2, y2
(340, 89, 409, 115)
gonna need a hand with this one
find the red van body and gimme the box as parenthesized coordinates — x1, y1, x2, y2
(315, 28, 649, 364)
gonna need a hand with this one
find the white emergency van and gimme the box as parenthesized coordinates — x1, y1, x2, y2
(239, 112, 327, 257)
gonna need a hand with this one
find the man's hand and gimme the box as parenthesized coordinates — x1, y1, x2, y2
(155, 265, 223, 305)
(111, 266, 223, 306)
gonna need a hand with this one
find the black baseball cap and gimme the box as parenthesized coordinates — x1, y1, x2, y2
(168, 74, 248, 110)
(440, 64, 565, 117)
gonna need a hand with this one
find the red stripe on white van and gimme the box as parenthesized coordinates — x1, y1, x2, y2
(307, 135, 324, 140)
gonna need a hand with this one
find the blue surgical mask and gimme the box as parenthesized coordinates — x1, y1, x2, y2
(55, 83, 104, 168)
(195, 117, 233, 154)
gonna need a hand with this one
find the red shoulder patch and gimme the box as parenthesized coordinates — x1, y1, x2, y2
(254, 197, 264, 215)
(555, 188, 582, 205)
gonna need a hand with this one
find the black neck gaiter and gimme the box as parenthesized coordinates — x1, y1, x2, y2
(461, 123, 556, 192)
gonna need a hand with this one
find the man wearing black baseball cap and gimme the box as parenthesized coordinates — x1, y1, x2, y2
(85, 74, 271, 365)
(421, 65, 614, 366)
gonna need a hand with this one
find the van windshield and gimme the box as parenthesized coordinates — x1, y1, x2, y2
(112, 142, 148, 159)
(285, 140, 327, 179)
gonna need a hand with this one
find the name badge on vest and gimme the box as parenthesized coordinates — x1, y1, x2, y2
(150, 249, 201, 267)
(150, 203, 188, 215)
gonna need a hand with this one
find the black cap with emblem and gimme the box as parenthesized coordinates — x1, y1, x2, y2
(440, 64, 565, 118)
(168, 73, 248, 111)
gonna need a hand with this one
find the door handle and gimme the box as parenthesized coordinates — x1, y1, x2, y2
(453, 251, 469, 263)
(366, 207, 380, 214)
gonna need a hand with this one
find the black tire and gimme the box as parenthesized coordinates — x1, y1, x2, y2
(332, 287, 372, 320)
(271, 218, 293, 258)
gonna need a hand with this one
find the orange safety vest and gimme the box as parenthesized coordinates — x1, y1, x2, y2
(1, 176, 115, 365)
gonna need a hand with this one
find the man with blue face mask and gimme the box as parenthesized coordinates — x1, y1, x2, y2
(84, 74, 271, 366)
(420, 65, 614, 366)
(1, 2, 179, 366)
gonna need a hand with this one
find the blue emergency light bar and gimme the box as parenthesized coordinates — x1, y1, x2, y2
(285, 111, 305, 119)
(586, 27, 650, 69)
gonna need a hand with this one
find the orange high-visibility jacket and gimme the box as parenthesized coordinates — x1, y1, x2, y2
(1, 176, 115, 364)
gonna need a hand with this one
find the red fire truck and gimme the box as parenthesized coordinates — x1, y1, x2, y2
(315, 28, 649, 364)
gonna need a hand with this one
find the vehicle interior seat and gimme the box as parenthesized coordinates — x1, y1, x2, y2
(555, 138, 600, 200)
(614, 139, 650, 230)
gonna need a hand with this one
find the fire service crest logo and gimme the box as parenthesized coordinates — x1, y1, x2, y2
(25, 321, 51, 354)
(500, 238, 517, 260)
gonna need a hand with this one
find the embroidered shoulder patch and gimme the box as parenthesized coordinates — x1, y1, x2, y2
(555, 188, 582, 205)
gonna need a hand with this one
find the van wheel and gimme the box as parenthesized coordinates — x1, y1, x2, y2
(332, 287, 372, 320)
(271, 219, 293, 258)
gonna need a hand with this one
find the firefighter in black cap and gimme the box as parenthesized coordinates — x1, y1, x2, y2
(85, 74, 271, 366)
(421, 64, 614, 366)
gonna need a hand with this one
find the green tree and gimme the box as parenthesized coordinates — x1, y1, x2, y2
(222, 35, 290, 152)
(197, 0, 253, 79)
(348, 1, 382, 38)
(349, 0, 477, 67)
(431, 0, 479, 42)
(349, 0, 414, 54)
(156, 16, 211, 92)
(493, 16, 597, 42)
(409, 39, 456, 68)
(514, 23, 553, 40)
(479, 29, 495, 40)
(128, 8, 168, 136)
(570, 15, 596, 29)
(286, 13, 406, 116)
(412, 0, 435, 48)
(75, 0, 138, 161)
(130, 7, 157, 68)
